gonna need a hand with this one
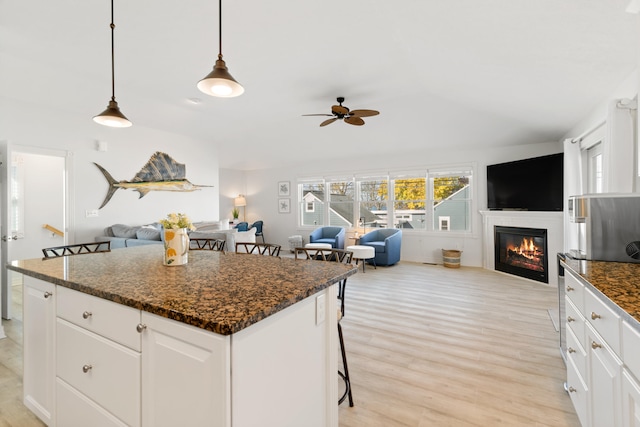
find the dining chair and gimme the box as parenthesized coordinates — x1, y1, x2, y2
(235, 242, 281, 256)
(294, 246, 355, 406)
(42, 241, 111, 259)
(189, 238, 226, 251)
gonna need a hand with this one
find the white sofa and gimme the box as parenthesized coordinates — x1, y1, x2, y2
(190, 220, 256, 252)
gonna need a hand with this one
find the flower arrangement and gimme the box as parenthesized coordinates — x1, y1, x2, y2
(159, 213, 196, 231)
(232, 207, 239, 219)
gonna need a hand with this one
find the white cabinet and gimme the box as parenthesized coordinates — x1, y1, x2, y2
(564, 269, 638, 427)
(140, 311, 230, 427)
(23, 283, 337, 427)
(56, 287, 141, 427)
(622, 370, 640, 427)
(586, 323, 622, 427)
(23, 276, 56, 426)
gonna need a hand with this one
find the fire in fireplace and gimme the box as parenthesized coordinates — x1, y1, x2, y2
(494, 226, 548, 283)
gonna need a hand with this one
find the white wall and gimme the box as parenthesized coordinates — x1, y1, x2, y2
(0, 97, 221, 245)
(562, 68, 639, 253)
(231, 141, 563, 267)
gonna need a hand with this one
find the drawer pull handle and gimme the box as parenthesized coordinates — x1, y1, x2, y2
(82, 364, 92, 373)
(136, 323, 147, 333)
(591, 312, 601, 320)
(43, 291, 52, 299)
(568, 347, 576, 354)
(567, 316, 575, 323)
(566, 286, 574, 292)
(568, 386, 577, 393)
(591, 341, 602, 350)
(82, 311, 92, 319)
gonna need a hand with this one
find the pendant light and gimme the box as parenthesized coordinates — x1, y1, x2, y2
(93, 0, 132, 128)
(197, 0, 244, 97)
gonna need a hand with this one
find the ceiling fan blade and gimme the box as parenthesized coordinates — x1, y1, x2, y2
(320, 118, 339, 127)
(350, 109, 379, 118)
(332, 105, 349, 115)
(344, 116, 365, 126)
(302, 114, 333, 116)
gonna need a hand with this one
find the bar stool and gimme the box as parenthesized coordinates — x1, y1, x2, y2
(294, 247, 355, 406)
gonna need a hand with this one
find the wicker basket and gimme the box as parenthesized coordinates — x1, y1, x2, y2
(442, 249, 462, 268)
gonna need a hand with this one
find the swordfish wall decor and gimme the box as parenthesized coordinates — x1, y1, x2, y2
(94, 151, 212, 209)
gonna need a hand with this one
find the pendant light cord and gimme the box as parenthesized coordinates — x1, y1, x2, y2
(110, 0, 116, 101)
(218, 0, 223, 59)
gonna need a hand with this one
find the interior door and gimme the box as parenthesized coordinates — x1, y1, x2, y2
(0, 142, 69, 320)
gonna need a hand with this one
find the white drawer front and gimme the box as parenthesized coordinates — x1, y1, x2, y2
(567, 356, 589, 427)
(57, 378, 128, 427)
(565, 270, 585, 313)
(57, 286, 141, 351)
(57, 318, 141, 427)
(585, 288, 621, 356)
(623, 321, 640, 379)
(566, 325, 587, 381)
(566, 297, 585, 346)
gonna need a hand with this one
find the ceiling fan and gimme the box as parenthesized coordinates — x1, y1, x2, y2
(303, 97, 379, 127)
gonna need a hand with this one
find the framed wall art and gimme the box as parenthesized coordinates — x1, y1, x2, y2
(278, 198, 290, 214)
(278, 181, 290, 197)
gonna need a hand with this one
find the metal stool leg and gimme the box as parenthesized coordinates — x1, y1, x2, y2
(338, 322, 354, 407)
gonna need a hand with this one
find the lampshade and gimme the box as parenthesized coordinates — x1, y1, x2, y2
(197, 55, 244, 97)
(197, 0, 244, 98)
(93, 99, 132, 128)
(234, 195, 247, 207)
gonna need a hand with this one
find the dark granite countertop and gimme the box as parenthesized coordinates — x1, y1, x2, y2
(8, 246, 357, 335)
(561, 256, 640, 327)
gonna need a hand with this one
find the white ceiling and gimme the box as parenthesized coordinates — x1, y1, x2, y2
(1, 0, 638, 170)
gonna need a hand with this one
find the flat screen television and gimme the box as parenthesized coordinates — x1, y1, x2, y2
(487, 153, 563, 211)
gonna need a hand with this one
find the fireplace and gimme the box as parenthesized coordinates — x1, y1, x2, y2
(494, 226, 548, 283)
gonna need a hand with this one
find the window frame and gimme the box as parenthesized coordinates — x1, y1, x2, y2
(296, 163, 475, 236)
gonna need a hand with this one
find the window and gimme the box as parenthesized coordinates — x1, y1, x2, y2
(327, 178, 354, 227)
(430, 170, 472, 232)
(305, 201, 315, 212)
(439, 217, 450, 231)
(358, 176, 388, 228)
(299, 180, 325, 226)
(297, 165, 473, 233)
(391, 174, 426, 230)
(587, 142, 603, 193)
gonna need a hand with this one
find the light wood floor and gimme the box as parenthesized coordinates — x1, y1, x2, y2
(0, 262, 579, 426)
(338, 262, 579, 427)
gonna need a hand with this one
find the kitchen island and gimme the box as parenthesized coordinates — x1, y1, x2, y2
(9, 246, 357, 427)
(560, 258, 640, 427)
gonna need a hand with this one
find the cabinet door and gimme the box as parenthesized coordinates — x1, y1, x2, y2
(141, 312, 230, 427)
(23, 276, 55, 426)
(588, 325, 623, 427)
(622, 370, 640, 427)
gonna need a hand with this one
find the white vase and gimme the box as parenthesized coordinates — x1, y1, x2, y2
(163, 228, 189, 266)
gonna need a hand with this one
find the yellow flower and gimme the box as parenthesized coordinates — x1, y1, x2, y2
(166, 247, 177, 257)
(165, 231, 175, 241)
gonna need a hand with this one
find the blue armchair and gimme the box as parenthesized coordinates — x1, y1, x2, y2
(309, 226, 345, 249)
(359, 228, 402, 266)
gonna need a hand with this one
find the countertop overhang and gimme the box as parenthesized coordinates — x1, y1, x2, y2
(8, 246, 357, 335)
(561, 256, 640, 328)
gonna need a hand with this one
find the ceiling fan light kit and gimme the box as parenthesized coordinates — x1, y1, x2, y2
(93, 0, 132, 128)
(198, 0, 244, 98)
(303, 97, 379, 127)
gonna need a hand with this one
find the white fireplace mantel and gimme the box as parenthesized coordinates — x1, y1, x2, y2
(479, 211, 563, 287)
